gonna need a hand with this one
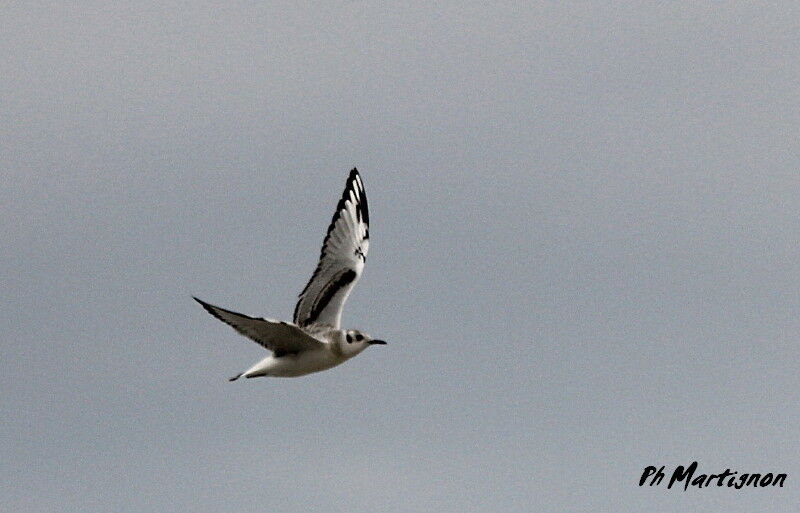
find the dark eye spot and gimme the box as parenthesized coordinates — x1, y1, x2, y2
(346, 334, 353, 343)
(355, 334, 363, 341)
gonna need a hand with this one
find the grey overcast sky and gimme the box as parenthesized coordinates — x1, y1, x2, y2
(2, 2, 799, 512)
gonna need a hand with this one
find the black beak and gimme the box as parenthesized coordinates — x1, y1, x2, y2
(369, 339, 387, 345)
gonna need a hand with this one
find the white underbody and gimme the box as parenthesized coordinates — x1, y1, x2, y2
(243, 347, 350, 378)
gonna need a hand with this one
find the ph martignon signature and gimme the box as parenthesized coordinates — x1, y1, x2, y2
(639, 462, 786, 490)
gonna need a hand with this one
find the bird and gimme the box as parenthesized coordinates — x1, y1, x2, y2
(193, 168, 386, 380)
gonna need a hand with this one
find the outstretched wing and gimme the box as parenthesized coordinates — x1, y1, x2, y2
(293, 168, 370, 328)
(194, 297, 324, 356)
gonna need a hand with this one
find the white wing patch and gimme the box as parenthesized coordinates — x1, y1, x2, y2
(293, 168, 370, 328)
(194, 297, 324, 356)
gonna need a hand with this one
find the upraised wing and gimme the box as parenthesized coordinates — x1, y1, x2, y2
(293, 168, 370, 328)
(194, 297, 324, 356)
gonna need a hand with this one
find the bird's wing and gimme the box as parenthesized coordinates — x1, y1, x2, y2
(293, 168, 370, 329)
(194, 297, 324, 355)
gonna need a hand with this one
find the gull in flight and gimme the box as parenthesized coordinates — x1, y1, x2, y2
(193, 168, 385, 380)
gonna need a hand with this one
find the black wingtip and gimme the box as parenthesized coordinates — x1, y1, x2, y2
(193, 297, 226, 322)
(229, 373, 242, 382)
(346, 167, 368, 226)
(192, 296, 212, 311)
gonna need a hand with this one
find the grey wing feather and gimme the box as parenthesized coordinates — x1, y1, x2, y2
(293, 168, 370, 328)
(194, 297, 324, 355)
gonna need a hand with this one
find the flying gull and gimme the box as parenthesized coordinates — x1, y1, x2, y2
(194, 168, 386, 380)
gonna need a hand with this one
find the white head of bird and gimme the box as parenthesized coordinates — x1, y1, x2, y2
(340, 329, 387, 358)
